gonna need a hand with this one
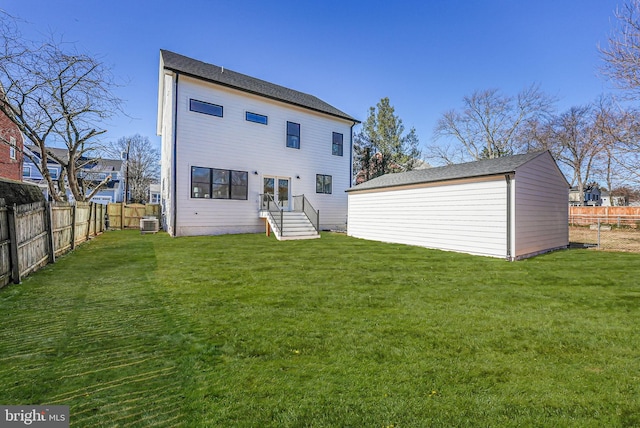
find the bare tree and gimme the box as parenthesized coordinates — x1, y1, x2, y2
(526, 104, 606, 204)
(429, 85, 554, 164)
(600, 0, 640, 99)
(611, 185, 640, 205)
(0, 11, 120, 201)
(591, 96, 640, 189)
(597, 1, 640, 187)
(110, 135, 159, 203)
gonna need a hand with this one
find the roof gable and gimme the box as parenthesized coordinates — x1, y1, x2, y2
(159, 50, 358, 123)
(347, 151, 560, 192)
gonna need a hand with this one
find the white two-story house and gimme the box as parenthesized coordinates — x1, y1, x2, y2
(157, 50, 359, 238)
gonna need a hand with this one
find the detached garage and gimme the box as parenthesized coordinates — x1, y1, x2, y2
(347, 151, 569, 260)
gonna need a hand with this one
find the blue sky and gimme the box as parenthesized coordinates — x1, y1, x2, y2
(0, 0, 622, 155)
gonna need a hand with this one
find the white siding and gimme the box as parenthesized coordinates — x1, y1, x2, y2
(160, 72, 176, 234)
(513, 152, 569, 259)
(169, 76, 352, 236)
(348, 178, 508, 258)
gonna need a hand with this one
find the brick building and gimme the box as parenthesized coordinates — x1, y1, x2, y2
(0, 108, 24, 181)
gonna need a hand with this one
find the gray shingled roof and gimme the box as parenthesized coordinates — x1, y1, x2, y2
(26, 145, 71, 163)
(26, 145, 122, 170)
(347, 151, 553, 192)
(160, 50, 358, 123)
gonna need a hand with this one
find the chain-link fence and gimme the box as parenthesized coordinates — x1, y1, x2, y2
(569, 215, 640, 252)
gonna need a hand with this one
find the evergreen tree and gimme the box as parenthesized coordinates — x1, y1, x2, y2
(353, 97, 421, 184)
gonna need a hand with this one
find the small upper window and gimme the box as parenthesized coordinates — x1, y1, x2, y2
(246, 112, 268, 125)
(9, 137, 16, 160)
(287, 121, 300, 149)
(23, 166, 30, 177)
(190, 99, 223, 117)
(332, 132, 343, 156)
(48, 168, 58, 180)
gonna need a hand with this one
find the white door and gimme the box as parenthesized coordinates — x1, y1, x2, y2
(263, 176, 290, 210)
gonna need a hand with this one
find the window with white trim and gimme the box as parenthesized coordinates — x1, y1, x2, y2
(9, 137, 16, 160)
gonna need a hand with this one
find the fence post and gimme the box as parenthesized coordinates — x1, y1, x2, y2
(597, 218, 601, 250)
(100, 204, 105, 232)
(87, 203, 93, 239)
(45, 202, 56, 264)
(7, 204, 21, 284)
(70, 204, 76, 250)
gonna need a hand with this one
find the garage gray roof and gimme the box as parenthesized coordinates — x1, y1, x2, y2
(160, 50, 358, 123)
(347, 151, 551, 192)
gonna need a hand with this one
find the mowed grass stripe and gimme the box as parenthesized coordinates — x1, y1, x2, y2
(50, 365, 177, 398)
(1, 230, 639, 426)
(57, 357, 157, 379)
(0, 232, 194, 426)
(72, 381, 183, 416)
(74, 390, 183, 425)
(105, 400, 184, 426)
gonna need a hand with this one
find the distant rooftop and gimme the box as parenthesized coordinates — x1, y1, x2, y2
(348, 151, 556, 192)
(26, 145, 122, 170)
(160, 50, 358, 123)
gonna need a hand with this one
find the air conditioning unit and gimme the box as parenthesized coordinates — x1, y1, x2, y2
(140, 217, 159, 234)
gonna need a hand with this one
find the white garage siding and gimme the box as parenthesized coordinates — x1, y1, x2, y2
(513, 153, 569, 259)
(348, 177, 509, 258)
(347, 151, 569, 260)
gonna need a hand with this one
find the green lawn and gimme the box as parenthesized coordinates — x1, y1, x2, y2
(0, 231, 639, 427)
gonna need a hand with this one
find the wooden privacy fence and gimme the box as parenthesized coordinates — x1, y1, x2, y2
(107, 203, 160, 229)
(0, 200, 106, 288)
(569, 206, 640, 227)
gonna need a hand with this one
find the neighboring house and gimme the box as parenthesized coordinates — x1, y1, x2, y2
(22, 145, 65, 199)
(0, 108, 24, 181)
(601, 191, 611, 207)
(569, 185, 602, 206)
(611, 195, 628, 206)
(347, 151, 569, 261)
(157, 50, 359, 237)
(79, 158, 125, 204)
(149, 183, 160, 204)
(22, 145, 124, 203)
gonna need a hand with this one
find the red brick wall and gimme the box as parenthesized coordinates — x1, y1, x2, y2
(0, 110, 23, 181)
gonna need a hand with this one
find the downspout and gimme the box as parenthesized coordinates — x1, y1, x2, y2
(349, 122, 356, 187)
(172, 73, 179, 235)
(348, 121, 356, 230)
(505, 174, 512, 261)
